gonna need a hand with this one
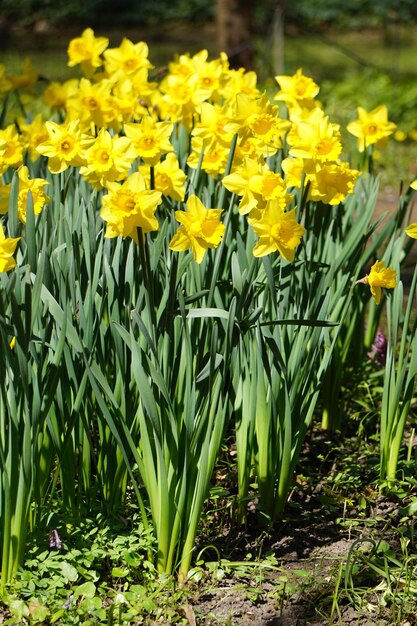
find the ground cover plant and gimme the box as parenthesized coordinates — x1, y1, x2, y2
(0, 28, 417, 625)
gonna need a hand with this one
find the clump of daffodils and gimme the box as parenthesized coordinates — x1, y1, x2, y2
(0, 28, 401, 283)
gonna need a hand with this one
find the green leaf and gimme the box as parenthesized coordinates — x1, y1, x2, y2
(9, 599, 30, 620)
(60, 561, 78, 582)
(184, 307, 230, 319)
(74, 582, 96, 599)
(111, 567, 129, 578)
(196, 353, 223, 383)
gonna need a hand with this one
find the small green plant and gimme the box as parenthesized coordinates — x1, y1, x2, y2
(1, 513, 195, 624)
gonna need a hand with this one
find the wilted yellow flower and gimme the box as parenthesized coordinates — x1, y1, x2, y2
(249, 202, 305, 261)
(356, 260, 397, 304)
(100, 172, 162, 242)
(124, 117, 173, 165)
(80, 128, 136, 189)
(67, 28, 109, 76)
(0, 124, 24, 174)
(169, 194, 225, 264)
(347, 105, 396, 152)
(36, 119, 87, 173)
(16, 165, 50, 223)
(0, 224, 20, 272)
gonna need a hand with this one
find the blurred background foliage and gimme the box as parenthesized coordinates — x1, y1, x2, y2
(3, 0, 417, 30)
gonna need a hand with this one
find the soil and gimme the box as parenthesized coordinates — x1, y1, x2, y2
(184, 429, 416, 626)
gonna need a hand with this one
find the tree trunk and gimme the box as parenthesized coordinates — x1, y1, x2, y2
(215, 0, 254, 70)
(272, 1, 285, 75)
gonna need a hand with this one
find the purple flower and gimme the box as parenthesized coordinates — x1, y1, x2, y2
(367, 331, 387, 366)
(49, 529, 62, 550)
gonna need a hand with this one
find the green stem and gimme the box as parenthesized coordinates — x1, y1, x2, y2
(137, 228, 157, 343)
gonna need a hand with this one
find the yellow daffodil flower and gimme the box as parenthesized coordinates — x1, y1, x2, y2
(80, 128, 135, 189)
(222, 157, 264, 214)
(0, 225, 20, 272)
(274, 68, 320, 109)
(8, 58, 38, 91)
(222, 68, 260, 102)
(191, 102, 234, 148)
(43, 79, 78, 111)
(406, 222, 417, 238)
(16, 166, 50, 223)
(67, 28, 109, 76)
(249, 202, 305, 261)
(288, 109, 342, 163)
(226, 92, 290, 152)
(281, 156, 306, 189)
(36, 119, 87, 174)
(169, 195, 225, 264)
(66, 77, 117, 130)
(0, 182, 10, 215)
(140, 153, 187, 201)
(100, 172, 162, 242)
(124, 116, 173, 166)
(111, 74, 153, 124)
(187, 135, 230, 177)
(356, 260, 397, 304)
(18, 114, 49, 162)
(0, 125, 24, 174)
(309, 162, 360, 205)
(223, 158, 291, 214)
(347, 105, 396, 152)
(159, 74, 207, 129)
(103, 38, 152, 77)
